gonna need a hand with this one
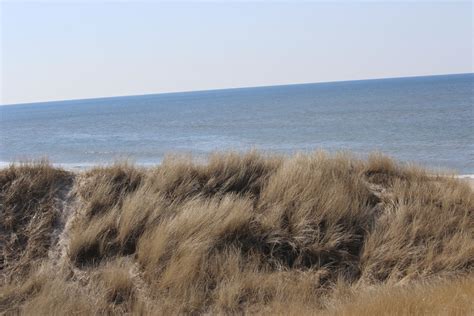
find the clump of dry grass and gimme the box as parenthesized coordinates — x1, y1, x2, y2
(1, 152, 473, 314)
(360, 174, 474, 283)
(0, 161, 72, 282)
(322, 276, 474, 316)
(67, 163, 144, 266)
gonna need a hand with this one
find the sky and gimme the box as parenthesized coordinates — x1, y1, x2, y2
(1, 1, 472, 105)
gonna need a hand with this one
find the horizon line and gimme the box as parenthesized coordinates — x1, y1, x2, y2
(1, 72, 472, 107)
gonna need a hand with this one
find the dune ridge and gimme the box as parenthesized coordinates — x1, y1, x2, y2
(1, 151, 473, 315)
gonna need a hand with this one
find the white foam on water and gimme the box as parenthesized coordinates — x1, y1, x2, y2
(457, 174, 474, 179)
(1, 161, 473, 177)
(0, 160, 162, 172)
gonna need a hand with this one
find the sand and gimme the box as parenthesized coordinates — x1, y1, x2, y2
(465, 178, 474, 190)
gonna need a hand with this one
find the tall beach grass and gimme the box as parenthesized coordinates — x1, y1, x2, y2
(1, 151, 473, 314)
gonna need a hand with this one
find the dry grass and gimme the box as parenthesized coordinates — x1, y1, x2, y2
(0, 161, 72, 282)
(0, 151, 473, 314)
(322, 276, 474, 316)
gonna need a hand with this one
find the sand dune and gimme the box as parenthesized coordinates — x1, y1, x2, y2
(1, 152, 473, 314)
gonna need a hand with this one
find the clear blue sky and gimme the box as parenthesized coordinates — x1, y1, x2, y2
(1, 1, 472, 105)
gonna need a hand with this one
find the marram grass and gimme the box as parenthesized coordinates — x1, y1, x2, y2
(1, 151, 473, 315)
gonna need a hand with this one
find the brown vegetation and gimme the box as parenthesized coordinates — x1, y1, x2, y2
(0, 152, 473, 314)
(0, 161, 72, 282)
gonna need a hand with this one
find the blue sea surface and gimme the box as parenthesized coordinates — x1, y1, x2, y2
(1, 74, 473, 173)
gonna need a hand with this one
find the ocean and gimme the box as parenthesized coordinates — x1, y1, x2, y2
(1, 74, 473, 173)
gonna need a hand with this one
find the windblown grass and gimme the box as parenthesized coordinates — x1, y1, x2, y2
(0, 161, 72, 282)
(0, 151, 472, 314)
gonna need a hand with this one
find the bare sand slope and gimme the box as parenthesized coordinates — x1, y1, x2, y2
(462, 178, 474, 190)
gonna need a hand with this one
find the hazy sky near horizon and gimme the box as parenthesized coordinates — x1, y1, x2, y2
(1, 1, 472, 105)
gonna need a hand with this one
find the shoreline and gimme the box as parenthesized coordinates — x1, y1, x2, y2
(1, 160, 473, 177)
(0, 160, 473, 174)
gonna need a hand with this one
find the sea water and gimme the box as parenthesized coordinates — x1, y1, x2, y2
(1, 74, 473, 173)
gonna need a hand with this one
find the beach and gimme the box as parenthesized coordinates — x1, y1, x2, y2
(465, 178, 474, 190)
(2, 1, 471, 314)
